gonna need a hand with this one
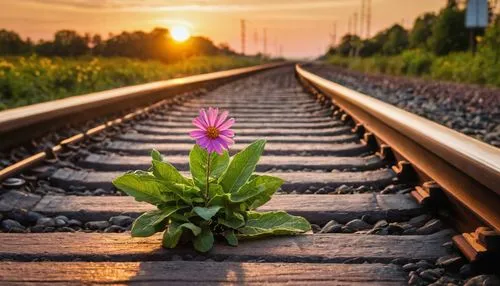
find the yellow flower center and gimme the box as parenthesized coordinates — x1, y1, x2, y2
(206, 126, 220, 139)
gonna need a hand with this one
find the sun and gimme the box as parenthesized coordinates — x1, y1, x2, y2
(171, 25, 190, 42)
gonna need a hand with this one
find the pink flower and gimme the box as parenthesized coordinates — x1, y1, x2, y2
(189, 107, 235, 154)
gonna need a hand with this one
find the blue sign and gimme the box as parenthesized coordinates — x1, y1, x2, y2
(466, 0, 489, 28)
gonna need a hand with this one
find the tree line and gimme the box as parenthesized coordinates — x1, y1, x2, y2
(327, 0, 499, 58)
(0, 27, 237, 62)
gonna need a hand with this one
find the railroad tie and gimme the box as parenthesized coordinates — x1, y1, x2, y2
(2, 65, 488, 285)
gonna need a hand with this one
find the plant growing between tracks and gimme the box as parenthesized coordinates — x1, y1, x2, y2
(113, 108, 311, 252)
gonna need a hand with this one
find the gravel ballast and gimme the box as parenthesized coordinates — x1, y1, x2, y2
(306, 64, 500, 148)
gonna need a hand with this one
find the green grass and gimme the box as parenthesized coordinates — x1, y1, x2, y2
(325, 50, 500, 88)
(0, 55, 265, 111)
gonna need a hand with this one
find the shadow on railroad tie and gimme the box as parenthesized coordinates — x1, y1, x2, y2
(132, 244, 247, 285)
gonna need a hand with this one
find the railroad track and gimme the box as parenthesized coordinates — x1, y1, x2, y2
(0, 64, 499, 285)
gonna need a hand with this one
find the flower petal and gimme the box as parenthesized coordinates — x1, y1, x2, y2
(212, 139, 224, 155)
(215, 110, 229, 127)
(208, 107, 218, 126)
(219, 134, 235, 146)
(199, 109, 210, 126)
(217, 118, 235, 131)
(190, 130, 207, 139)
(197, 142, 209, 152)
(192, 118, 207, 131)
(220, 129, 234, 137)
(206, 140, 217, 154)
(215, 137, 229, 150)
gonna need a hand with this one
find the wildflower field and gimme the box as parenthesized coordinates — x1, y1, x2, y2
(0, 55, 264, 111)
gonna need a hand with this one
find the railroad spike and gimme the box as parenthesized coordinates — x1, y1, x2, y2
(377, 144, 395, 162)
(352, 123, 366, 137)
(391, 161, 418, 183)
(44, 147, 57, 160)
(340, 113, 353, 124)
(411, 181, 445, 206)
(333, 109, 344, 119)
(453, 227, 500, 264)
(362, 132, 378, 149)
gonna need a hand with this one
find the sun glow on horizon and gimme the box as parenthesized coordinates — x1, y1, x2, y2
(171, 25, 190, 42)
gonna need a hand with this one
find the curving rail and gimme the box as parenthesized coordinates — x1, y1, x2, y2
(296, 64, 500, 262)
(0, 62, 287, 181)
(0, 62, 287, 150)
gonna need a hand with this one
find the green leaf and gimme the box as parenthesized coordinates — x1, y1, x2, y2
(193, 206, 221, 220)
(219, 140, 266, 193)
(151, 149, 163, 161)
(208, 183, 225, 199)
(162, 222, 203, 248)
(193, 227, 214, 252)
(112, 173, 168, 205)
(166, 183, 201, 205)
(162, 222, 183, 248)
(208, 193, 229, 207)
(152, 160, 191, 185)
(131, 207, 182, 237)
(238, 211, 311, 238)
(229, 175, 283, 206)
(189, 145, 229, 190)
(179, 222, 202, 236)
(169, 213, 190, 222)
(211, 151, 230, 178)
(218, 212, 245, 229)
(223, 230, 238, 246)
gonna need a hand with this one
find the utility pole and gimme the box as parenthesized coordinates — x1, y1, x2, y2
(240, 19, 246, 55)
(353, 12, 358, 36)
(330, 21, 337, 47)
(366, 0, 372, 38)
(254, 30, 259, 54)
(360, 0, 365, 38)
(348, 16, 352, 35)
(279, 45, 283, 57)
(274, 36, 278, 57)
(263, 28, 267, 56)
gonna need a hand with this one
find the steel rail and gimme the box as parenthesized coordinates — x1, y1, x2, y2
(0, 62, 287, 150)
(295, 64, 500, 235)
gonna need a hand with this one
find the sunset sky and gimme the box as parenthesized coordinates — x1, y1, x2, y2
(1, 0, 449, 58)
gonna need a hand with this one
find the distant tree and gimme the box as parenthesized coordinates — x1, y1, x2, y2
(481, 17, 500, 63)
(35, 39, 53, 56)
(217, 43, 236, 55)
(382, 24, 409, 55)
(409, 13, 437, 49)
(358, 39, 382, 57)
(1, 26, 240, 60)
(187, 37, 219, 56)
(0, 29, 30, 55)
(428, 3, 468, 55)
(99, 31, 150, 59)
(337, 34, 361, 56)
(149, 28, 171, 61)
(447, 0, 457, 7)
(50, 30, 89, 56)
(91, 34, 102, 47)
(25, 37, 34, 53)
